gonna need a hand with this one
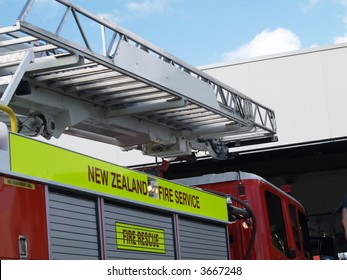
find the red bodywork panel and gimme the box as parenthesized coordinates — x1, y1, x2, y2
(198, 178, 309, 260)
(0, 175, 49, 259)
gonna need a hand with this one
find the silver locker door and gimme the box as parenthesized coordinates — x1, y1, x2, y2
(104, 202, 175, 259)
(178, 217, 228, 259)
(47, 190, 100, 259)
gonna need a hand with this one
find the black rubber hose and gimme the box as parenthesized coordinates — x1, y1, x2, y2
(228, 194, 257, 260)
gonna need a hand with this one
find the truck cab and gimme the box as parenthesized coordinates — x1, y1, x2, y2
(175, 171, 312, 260)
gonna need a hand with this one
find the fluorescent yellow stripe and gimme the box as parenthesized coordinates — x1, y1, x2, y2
(9, 133, 228, 221)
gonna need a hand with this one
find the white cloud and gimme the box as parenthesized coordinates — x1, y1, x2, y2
(333, 1, 347, 45)
(97, 0, 170, 24)
(126, 0, 168, 16)
(98, 12, 125, 24)
(309, 43, 319, 48)
(33, 0, 57, 5)
(334, 34, 347, 43)
(223, 28, 302, 61)
(300, 0, 320, 13)
(300, 1, 347, 46)
(343, 14, 347, 29)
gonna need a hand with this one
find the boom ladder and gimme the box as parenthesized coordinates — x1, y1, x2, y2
(0, 0, 277, 159)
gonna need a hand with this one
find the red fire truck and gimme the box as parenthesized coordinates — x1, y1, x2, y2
(0, 124, 312, 260)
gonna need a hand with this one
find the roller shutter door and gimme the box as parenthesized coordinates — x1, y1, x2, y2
(104, 202, 175, 259)
(178, 217, 228, 260)
(47, 190, 100, 259)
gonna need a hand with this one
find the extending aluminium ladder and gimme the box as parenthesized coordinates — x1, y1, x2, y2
(0, 0, 277, 160)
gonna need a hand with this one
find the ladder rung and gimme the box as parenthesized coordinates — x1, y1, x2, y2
(0, 36, 37, 47)
(0, 51, 26, 68)
(31, 44, 58, 53)
(0, 24, 20, 35)
(0, 75, 12, 86)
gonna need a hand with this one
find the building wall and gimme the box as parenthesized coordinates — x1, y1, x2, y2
(200, 43, 347, 147)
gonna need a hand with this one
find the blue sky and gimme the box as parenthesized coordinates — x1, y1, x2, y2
(1, 0, 347, 66)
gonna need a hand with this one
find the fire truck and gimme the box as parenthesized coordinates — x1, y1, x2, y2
(0, 124, 312, 260)
(0, 0, 312, 260)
